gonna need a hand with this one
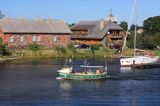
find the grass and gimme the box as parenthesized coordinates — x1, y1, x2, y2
(12, 48, 119, 59)
(10, 48, 160, 59)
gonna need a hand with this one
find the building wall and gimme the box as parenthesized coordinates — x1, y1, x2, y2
(71, 38, 101, 45)
(72, 30, 90, 35)
(2, 33, 70, 49)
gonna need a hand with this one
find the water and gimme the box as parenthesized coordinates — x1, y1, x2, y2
(0, 58, 160, 106)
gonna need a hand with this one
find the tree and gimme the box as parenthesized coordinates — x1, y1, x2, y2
(153, 33, 160, 46)
(67, 23, 75, 28)
(0, 11, 5, 19)
(0, 37, 10, 56)
(119, 21, 128, 31)
(143, 16, 160, 35)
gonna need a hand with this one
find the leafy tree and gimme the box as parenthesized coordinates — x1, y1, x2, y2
(67, 23, 75, 28)
(153, 33, 160, 46)
(143, 16, 160, 35)
(129, 24, 142, 32)
(0, 37, 10, 56)
(119, 21, 128, 31)
(0, 11, 5, 19)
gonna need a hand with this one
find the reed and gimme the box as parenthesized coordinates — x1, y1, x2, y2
(12, 48, 159, 59)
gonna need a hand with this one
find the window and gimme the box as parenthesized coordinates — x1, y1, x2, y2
(20, 36, 24, 42)
(53, 36, 59, 42)
(37, 36, 41, 42)
(32, 35, 37, 42)
(9, 36, 14, 43)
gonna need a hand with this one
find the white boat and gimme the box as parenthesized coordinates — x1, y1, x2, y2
(120, 0, 159, 67)
(120, 55, 159, 67)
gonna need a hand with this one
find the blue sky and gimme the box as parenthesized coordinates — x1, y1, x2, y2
(0, 0, 160, 25)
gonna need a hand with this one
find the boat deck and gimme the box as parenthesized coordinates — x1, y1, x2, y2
(70, 72, 106, 75)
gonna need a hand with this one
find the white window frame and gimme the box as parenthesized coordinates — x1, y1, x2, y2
(32, 35, 37, 42)
(37, 36, 41, 42)
(9, 36, 14, 43)
(20, 36, 24, 43)
(53, 35, 59, 42)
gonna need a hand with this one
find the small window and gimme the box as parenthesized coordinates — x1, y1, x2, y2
(32, 35, 37, 42)
(53, 36, 59, 42)
(20, 36, 24, 42)
(9, 36, 14, 43)
(37, 36, 41, 42)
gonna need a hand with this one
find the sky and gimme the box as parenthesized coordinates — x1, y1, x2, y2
(0, 0, 160, 25)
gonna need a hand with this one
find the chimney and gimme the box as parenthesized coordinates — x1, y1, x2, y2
(100, 19, 105, 30)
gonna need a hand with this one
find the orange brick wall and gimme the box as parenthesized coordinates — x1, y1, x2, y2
(2, 33, 71, 48)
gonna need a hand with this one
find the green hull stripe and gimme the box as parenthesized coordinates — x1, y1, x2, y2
(58, 72, 107, 80)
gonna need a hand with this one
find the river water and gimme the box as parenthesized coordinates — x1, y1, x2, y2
(0, 58, 160, 106)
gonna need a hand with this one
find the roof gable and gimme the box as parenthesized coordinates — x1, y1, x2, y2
(71, 20, 123, 39)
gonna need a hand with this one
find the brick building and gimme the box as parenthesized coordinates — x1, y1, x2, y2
(0, 18, 72, 49)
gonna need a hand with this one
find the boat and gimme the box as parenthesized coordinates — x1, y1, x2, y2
(120, 49, 160, 67)
(120, 0, 159, 67)
(57, 59, 108, 80)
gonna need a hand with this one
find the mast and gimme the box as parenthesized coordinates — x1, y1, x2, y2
(121, 0, 138, 57)
(133, 0, 138, 56)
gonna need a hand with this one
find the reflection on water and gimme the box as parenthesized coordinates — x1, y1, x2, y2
(0, 58, 160, 106)
(120, 67, 133, 73)
(59, 80, 72, 90)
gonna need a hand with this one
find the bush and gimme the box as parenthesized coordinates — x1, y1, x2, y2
(0, 37, 11, 56)
(55, 46, 67, 54)
(60, 47, 67, 54)
(67, 43, 74, 49)
(28, 43, 40, 51)
(91, 44, 100, 50)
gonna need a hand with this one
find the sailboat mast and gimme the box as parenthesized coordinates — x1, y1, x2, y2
(121, 0, 138, 57)
(133, 0, 138, 56)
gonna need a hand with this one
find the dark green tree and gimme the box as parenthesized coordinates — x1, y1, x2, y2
(153, 33, 160, 46)
(67, 23, 75, 28)
(0, 37, 10, 56)
(143, 16, 160, 35)
(119, 21, 128, 31)
(130, 24, 136, 31)
(0, 11, 5, 19)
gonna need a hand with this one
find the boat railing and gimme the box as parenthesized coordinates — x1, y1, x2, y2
(80, 65, 104, 68)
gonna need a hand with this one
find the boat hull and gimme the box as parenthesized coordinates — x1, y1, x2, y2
(57, 72, 107, 80)
(120, 56, 159, 67)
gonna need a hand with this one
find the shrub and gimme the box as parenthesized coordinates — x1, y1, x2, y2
(55, 46, 67, 54)
(91, 44, 100, 50)
(28, 43, 40, 51)
(60, 47, 67, 54)
(0, 37, 11, 56)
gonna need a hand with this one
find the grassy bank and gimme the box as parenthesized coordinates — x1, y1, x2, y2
(5, 48, 160, 60)
(12, 48, 119, 59)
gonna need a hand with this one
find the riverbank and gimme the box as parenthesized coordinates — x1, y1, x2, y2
(12, 49, 120, 59)
(0, 56, 17, 62)
(1, 48, 160, 61)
